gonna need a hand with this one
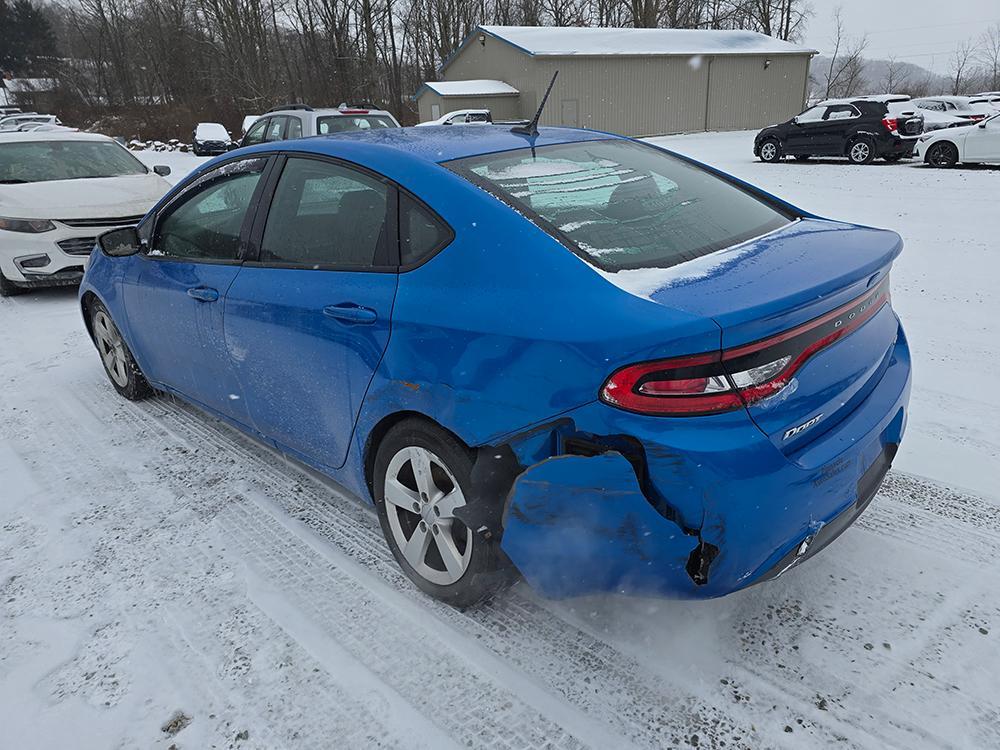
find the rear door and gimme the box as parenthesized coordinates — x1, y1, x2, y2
(224, 155, 398, 471)
(124, 156, 271, 421)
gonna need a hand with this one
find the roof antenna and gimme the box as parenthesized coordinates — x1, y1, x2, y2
(511, 70, 559, 138)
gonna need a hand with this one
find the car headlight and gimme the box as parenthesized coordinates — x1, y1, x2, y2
(0, 217, 56, 233)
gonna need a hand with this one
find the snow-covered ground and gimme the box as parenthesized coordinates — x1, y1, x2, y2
(1, 134, 997, 749)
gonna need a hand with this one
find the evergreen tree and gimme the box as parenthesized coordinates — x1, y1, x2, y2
(0, 0, 58, 75)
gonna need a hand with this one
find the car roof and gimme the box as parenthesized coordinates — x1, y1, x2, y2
(0, 131, 113, 144)
(914, 95, 971, 103)
(289, 124, 621, 164)
(270, 107, 395, 117)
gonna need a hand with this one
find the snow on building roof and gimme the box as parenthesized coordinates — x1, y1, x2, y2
(420, 79, 520, 97)
(477, 25, 816, 58)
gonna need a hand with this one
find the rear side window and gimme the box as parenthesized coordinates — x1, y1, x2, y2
(825, 105, 859, 120)
(399, 193, 452, 266)
(260, 157, 389, 267)
(449, 139, 793, 271)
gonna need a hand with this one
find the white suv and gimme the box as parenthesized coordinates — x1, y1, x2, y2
(0, 132, 172, 295)
(240, 103, 400, 147)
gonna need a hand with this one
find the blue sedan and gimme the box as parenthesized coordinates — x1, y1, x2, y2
(80, 126, 910, 608)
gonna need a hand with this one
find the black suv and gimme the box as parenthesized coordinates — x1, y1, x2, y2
(754, 98, 924, 164)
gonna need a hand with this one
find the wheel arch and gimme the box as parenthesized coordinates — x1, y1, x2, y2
(80, 289, 102, 344)
(362, 410, 474, 500)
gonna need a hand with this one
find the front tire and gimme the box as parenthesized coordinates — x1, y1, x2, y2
(374, 419, 514, 609)
(90, 300, 152, 400)
(759, 138, 782, 163)
(926, 142, 958, 168)
(847, 137, 876, 164)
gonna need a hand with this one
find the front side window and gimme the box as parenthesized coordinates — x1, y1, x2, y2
(0, 140, 147, 183)
(287, 117, 303, 139)
(153, 159, 266, 261)
(797, 106, 825, 122)
(264, 117, 287, 142)
(243, 118, 268, 146)
(449, 139, 794, 272)
(260, 157, 388, 267)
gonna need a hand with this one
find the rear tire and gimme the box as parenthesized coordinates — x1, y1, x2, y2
(847, 137, 876, 164)
(373, 419, 515, 609)
(926, 142, 958, 168)
(759, 138, 782, 163)
(89, 300, 153, 400)
(0, 271, 25, 297)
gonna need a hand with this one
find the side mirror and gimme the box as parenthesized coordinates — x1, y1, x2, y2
(99, 226, 141, 257)
(153, 164, 171, 176)
(792, 116, 800, 125)
(979, 121, 987, 128)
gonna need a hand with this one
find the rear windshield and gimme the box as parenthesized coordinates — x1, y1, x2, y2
(317, 115, 397, 134)
(449, 139, 794, 271)
(0, 140, 148, 183)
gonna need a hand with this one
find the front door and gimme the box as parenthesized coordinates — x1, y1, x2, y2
(964, 116, 1000, 161)
(783, 105, 832, 155)
(124, 156, 269, 421)
(224, 155, 397, 471)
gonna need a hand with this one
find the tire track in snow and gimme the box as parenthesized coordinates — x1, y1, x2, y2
(119, 393, 879, 749)
(66, 382, 1000, 750)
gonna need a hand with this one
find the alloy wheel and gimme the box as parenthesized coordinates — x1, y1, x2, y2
(93, 310, 129, 388)
(850, 141, 871, 163)
(928, 143, 956, 167)
(761, 142, 778, 161)
(383, 445, 473, 586)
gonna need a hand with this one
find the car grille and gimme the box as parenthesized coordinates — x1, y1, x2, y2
(57, 237, 98, 255)
(58, 215, 145, 228)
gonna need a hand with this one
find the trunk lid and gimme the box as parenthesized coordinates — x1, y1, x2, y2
(643, 219, 902, 453)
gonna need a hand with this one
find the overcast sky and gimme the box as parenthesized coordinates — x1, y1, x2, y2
(802, 0, 999, 73)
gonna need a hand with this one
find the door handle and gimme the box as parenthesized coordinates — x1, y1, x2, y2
(323, 303, 377, 324)
(187, 287, 219, 302)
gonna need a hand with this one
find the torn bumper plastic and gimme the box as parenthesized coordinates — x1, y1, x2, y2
(500, 326, 911, 600)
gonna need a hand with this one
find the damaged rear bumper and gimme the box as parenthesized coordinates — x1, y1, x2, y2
(497, 326, 911, 600)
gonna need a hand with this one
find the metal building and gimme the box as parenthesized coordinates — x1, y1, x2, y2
(416, 26, 817, 136)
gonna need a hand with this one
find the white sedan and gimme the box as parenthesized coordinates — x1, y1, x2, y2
(0, 132, 172, 296)
(915, 113, 1000, 167)
(415, 109, 492, 126)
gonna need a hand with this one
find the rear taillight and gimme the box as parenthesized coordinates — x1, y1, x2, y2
(881, 116, 898, 133)
(600, 278, 891, 417)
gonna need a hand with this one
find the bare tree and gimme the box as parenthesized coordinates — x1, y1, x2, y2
(978, 22, 1000, 91)
(948, 39, 975, 94)
(880, 55, 909, 94)
(823, 7, 868, 99)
